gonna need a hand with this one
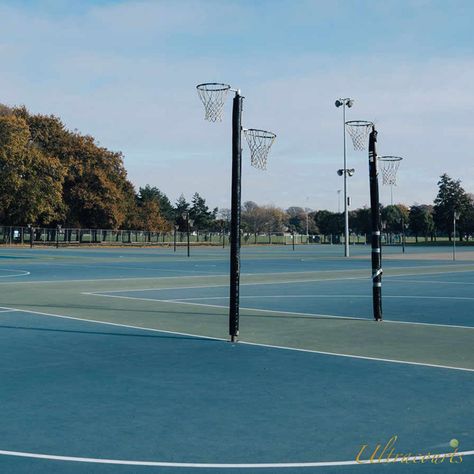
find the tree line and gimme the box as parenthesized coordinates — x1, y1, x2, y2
(0, 105, 473, 240)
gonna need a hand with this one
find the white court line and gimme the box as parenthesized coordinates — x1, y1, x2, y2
(0, 269, 30, 278)
(0, 448, 471, 468)
(2, 263, 474, 286)
(389, 278, 474, 286)
(2, 305, 473, 372)
(81, 266, 474, 296)
(86, 292, 474, 331)
(82, 275, 369, 296)
(178, 294, 474, 302)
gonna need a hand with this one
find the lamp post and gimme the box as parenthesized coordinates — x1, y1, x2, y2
(337, 168, 355, 251)
(27, 224, 33, 248)
(401, 217, 407, 254)
(173, 224, 179, 252)
(453, 210, 460, 261)
(182, 212, 193, 257)
(335, 97, 354, 257)
(56, 224, 62, 249)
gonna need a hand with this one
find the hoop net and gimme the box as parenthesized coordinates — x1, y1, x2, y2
(345, 120, 373, 151)
(196, 83, 231, 122)
(244, 128, 276, 171)
(379, 156, 403, 185)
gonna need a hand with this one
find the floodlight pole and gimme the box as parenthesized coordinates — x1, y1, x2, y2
(368, 127, 383, 321)
(336, 98, 353, 257)
(229, 91, 243, 342)
(342, 102, 350, 256)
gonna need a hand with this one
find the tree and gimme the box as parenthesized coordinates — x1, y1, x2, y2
(313, 210, 343, 241)
(409, 205, 434, 242)
(433, 174, 470, 240)
(0, 114, 65, 226)
(189, 192, 217, 230)
(16, 107, 136, 229)
(381, 204, 410, 233)
(135, 185, 172, 231)
(350, 207, 371, 241)
(286, 206, 308, 234)
(138, 185, 174, 223)
(458, 194, 474, 241)
(174, 194, 190, 231)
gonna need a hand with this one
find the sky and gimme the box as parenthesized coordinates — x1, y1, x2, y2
(0, 0, 473, 212)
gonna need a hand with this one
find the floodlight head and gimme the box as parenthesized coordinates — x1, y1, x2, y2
(335, 100, 342, 108)
(347, 99, 354, 108)
(337, 169, 343, 176)
(454, 211, 461, 220)
(347, 168, 355, 177)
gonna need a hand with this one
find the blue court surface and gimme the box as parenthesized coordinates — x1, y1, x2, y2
(0, 245, 473, 473)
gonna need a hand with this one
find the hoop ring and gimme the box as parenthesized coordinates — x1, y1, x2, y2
(345, 120, 374, 127)
(378, 155, 403, 162)
(196, 83, 231, 92)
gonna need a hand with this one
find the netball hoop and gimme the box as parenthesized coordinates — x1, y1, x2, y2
(379, 155, 403, 206)
(244, 128, 276, 171)
(378, 156, 403, 186)
(345, 120, 374, 151)
(196, 83, 231, 122)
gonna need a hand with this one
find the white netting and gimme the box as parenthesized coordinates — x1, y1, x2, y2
(345, 120, 373, 151)
(244, 128, 276, 170)
(379, 156, 402, 185)
(196, 83, 230, 122)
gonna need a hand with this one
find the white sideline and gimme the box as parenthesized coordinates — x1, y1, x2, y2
(86, 291, 474, 331)
(0, 448, 471, 468)
(0, 306, 473, 372)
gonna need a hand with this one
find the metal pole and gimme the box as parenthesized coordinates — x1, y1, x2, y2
(369, 127, 383, 321)
(453, 215, 456, 261)
(343, 104, 349, 257)
(187, 219, 190, 257)
(229, 92, 243, 342)
(173, 227, 177, 252)
(401, 218, 405, 254)
(306, 213, 309, 243)
(292, 231, 295, 251)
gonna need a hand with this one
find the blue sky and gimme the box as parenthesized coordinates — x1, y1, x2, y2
(0, 0, 473, 211)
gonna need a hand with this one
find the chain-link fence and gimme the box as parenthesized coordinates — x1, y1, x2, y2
(0, 226, 336, 247)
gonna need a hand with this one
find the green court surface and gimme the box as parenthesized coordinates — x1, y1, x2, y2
(0, 245, 473, 473)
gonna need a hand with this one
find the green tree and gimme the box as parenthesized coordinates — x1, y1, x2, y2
(0, 114, 65, 225)
(433, 174, 470, 240)
(189, 192, 216, 230)
(17, 108, 135, 229)
(313, 210, 343, 241)
(138, 185, 174, 223)
(409, 205, 434, 242)
(174, 194, 190, 231)
(457, 194, 474, 241)
(350, 207, 371, 241)
(286, 206, 308, 234)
